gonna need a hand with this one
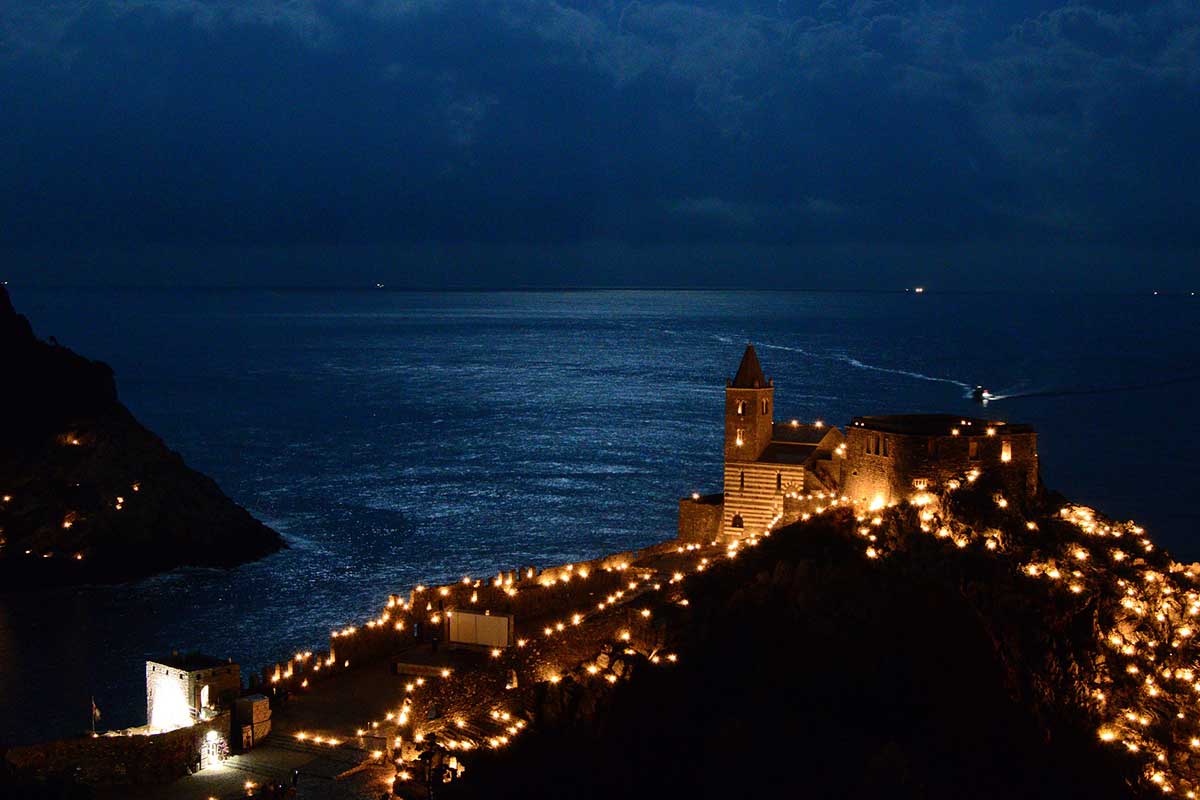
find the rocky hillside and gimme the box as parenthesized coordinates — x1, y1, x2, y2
(0, 286, 283, 588)
(433, 475, 1187, 799)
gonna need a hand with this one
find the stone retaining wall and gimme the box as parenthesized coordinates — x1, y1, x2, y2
(4, 710, 230, 786)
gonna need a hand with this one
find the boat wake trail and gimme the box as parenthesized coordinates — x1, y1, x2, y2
(754, 341, 974, 392)
(987, 373, 1200, 402)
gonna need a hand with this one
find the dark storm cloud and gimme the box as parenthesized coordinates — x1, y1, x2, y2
(0, 1, 1197, 280)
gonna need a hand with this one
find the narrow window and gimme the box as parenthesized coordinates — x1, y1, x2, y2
(776, 472, 782, 491)
(882, 437, 889, 457)
(761, 399, 769, 414)
(927, 438, 936, 456)
(969, 440, 979, 460)
(1001, 441, 1012, 463)
(736, 428, 745, 447)
(739, 471, 745, 492)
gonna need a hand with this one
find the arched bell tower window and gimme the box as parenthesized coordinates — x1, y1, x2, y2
(761, 399, 769, 414)
(737, 400, 747, 416)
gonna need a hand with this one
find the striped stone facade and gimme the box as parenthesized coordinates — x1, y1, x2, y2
(722, 460, 807, 537)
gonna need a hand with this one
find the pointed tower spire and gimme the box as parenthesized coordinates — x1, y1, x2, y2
(731, 344, 768, 389)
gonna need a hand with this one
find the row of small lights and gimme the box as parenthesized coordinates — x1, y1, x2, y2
(273, 515, 768, 790)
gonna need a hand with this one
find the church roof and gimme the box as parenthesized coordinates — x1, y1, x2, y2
(759, 442, 818, 465)
(772, 422, 831, 445)
(731, 344, 769, 389)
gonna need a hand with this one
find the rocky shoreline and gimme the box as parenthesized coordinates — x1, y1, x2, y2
(0, 286, 284, 589)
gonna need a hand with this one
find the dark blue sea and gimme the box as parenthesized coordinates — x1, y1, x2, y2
(1, 288, 1197, 744)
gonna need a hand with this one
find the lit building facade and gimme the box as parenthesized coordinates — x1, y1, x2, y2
(841, 415, 1039, 507)
(718, 345, 843, 539)
(146, 653, 240, 733)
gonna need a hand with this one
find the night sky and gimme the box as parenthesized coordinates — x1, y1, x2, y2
(1, 1, 1197, 288)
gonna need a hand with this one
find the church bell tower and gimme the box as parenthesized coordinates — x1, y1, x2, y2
(724, 344, 774, 463)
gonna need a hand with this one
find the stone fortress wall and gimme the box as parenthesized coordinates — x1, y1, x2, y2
(841, 415, 1039, 507)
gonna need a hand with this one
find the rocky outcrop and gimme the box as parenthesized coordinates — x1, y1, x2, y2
(0, 286, 283, 588)
(439, 480, 1144, 799)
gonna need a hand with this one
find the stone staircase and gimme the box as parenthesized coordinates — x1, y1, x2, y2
(222, 733, 373, 785)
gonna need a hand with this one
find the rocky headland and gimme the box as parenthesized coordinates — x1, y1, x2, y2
(208, 471, 1180, 800)
(0, 286, 283, 588)
(433, 478, 1144, 800)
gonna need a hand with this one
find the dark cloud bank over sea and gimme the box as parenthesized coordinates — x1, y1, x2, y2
(1, 1, 1197, 288)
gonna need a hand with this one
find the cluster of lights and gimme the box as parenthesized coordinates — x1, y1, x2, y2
(3, 481, 142, 563)
(254, 512, 754, 790)
(835, 459, 1200, 796)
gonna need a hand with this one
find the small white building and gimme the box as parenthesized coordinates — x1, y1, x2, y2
(145, 652, 240, 732)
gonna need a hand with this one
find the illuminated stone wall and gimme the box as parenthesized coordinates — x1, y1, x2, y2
(3, 710, 230, 786)
(145, 660, 240, 730)
(677, 494, 723, 543)
(842, 423, 1038, 506)
(722, 461, 807, 539)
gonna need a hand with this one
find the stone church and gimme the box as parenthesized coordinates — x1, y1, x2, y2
(678, 344, 844, 541)
(679, 344, 1039, 542)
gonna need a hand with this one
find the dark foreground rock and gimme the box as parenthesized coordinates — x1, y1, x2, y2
(0, 286, 283, 588)
(441, 494, 1137, 799)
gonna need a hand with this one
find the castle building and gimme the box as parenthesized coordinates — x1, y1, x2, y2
(841, 414, 1038, 507)
(678, 346, 1039, 542)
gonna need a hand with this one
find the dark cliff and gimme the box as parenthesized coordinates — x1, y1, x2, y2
(0, 286, 284, 588)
